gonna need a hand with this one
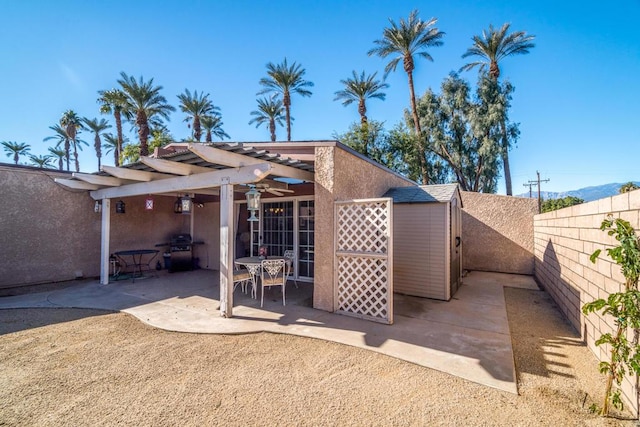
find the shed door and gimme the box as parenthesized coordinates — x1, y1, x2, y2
(334, 198, 393, 324)
(450, 198, 462, 294)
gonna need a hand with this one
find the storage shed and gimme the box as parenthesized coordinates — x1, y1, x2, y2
(384, 184, 463, 301)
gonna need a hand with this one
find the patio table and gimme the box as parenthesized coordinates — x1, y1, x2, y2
(114, 249, 159, 282)
(235, 256, 286, 299)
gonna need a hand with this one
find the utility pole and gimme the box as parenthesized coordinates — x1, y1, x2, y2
(523, 181, 536, 198)
(526, 171, 550, 212)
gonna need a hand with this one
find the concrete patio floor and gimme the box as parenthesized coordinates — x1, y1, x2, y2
(0, 270, 539, 394)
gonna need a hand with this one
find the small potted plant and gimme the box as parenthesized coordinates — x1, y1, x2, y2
(258, 245, 268, 260)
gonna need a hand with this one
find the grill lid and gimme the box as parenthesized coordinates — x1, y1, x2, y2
(170, 234, 192, 245)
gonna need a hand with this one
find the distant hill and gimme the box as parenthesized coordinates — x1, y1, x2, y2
(517, 182, 640, 202)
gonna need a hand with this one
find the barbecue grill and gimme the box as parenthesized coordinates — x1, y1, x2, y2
(169, 234, 193, 272)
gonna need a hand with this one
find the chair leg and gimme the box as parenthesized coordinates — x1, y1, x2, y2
(260, 284, 264, 307)
(282, 283, 286, 306)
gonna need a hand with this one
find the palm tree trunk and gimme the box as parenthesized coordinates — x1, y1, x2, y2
(407, 70, 428, 184)
(269, 119, 276, 141)
(193, 116, 201, 142)
(58, 157, 63, 171)
(114, 111, 123, 166)
(284, 91, 291, 141)
(95, 135, 102, 171)
(64, 140, 70, 171)
(500, 120, 513, 195)
(73, 141, 80, 172)
(359, 99, 367, 125)
(206, 131, 212, 143)
(13, 153, 18, 164)
(137, 111, 150, 157)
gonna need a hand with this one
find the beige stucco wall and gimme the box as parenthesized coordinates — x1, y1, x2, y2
(533, 189, 640, 414)
(461, 191, 538, 275)
(0, 165, 213, 288)
(313, 145, 416, 312)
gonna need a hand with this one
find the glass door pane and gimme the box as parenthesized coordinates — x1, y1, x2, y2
(298, 200, 314, 278)
(260, 201, 294, 257)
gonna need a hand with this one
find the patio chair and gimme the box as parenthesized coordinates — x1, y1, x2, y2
(283, 249, 298, 288)
(233, 262, 251, 294)
(260, 258, 286, 307)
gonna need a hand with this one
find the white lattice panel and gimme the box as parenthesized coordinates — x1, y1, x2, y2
(335, 198, 393, 324)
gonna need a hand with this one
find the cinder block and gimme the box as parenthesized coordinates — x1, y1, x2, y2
(611, 193, 630, 212)
(598, 197, 613, 214)
(629, 189, 640, 209)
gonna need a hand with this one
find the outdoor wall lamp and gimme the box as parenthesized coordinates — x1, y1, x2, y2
(180, 195, 192, 215)
(245, 185, 261, 222)
(174, 196, 182, 214)
(94, 200, 102, 213)
(115, 200, 125, 214)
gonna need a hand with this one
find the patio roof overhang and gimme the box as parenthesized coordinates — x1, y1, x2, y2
(54, 142, 315, 197)
(53, 142, 316, 319)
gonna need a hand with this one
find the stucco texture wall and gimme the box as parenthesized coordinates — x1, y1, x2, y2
(461, 191, 537, 275)
(313, 145, 415, 312)
(533, 189, 640, 414)
(0, 165, 204, 288)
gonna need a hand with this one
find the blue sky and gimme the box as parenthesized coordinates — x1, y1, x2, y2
(1, 0, 638, 194)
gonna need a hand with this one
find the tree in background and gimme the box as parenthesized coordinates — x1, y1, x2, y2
(460, 23, 535, 195)
(82, 117, 111, 171)
(44, 125, 71, 170)
(541, 196, 584, 213)
(97, 88, 130, 162)
(334, 71, 388, 124)
(369, 9, 445, 184)
(60, 110, 85, 172)
(117, 72, 175, 157)
(258, 58, 313, 141)
(177, 89, 219, 142)
(333, 120, 399, 170)
(29, 154, 53, 168)
(249, 96, 285, 142)
(405, 73, 514, 192)
(200, 115, 229, 142)
(1, 141, 30, 164)
(48, 147, 66, 171)
(619, 182, 639, 193)
(102, 133, 121, 166)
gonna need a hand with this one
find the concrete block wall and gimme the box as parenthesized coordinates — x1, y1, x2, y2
(534, 189, 640, 414)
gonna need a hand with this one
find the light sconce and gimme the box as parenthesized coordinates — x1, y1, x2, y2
(174, 196, 182, 214)
(245, 185, 261, 222)
(180, 195, 192, 215)
(94, 200, 102, 213)
(115, 200, 126, 214)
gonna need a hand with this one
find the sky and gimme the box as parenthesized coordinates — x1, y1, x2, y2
(1, 0, 638, 194)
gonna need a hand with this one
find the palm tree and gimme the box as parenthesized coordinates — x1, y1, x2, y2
(82, 117, 111, 171)
(1, 141, 31, 164)
(334, 71, 389, 124)
(48, 147, 66, 171)
(460, 23, 535, 195)
(117, 72, 175, 156)
(60, 110, 84, 172)
(177, 89, 219, 142)
(102, 133, 120, 166)
(29, 154, 53, 168)
(249, 96, 285, 141)
(368, 10, 445, 184)
(200, 115, 230, 142)
(44, 125, 70, 170)
(258, 58, 313, 141)
(97, 88, 129, 162)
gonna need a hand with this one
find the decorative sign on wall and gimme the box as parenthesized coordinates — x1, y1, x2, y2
(145, 196, 154, 211)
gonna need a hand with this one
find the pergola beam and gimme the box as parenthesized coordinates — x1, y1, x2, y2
(54, 178, 100, 191)
(72, 172, 125, 187)
(140, 156, 212, 176)
(101, 165, 173, 182)
(89, 163, 273, 200)
(189, 144, 314, 182)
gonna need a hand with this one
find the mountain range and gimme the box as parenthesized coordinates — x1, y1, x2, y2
(517, 182, 640, 202)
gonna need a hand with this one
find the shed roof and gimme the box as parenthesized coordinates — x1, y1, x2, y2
(384, 184, 461, 204)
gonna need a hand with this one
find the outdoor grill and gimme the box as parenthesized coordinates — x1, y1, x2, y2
(168, 234, 193, 272)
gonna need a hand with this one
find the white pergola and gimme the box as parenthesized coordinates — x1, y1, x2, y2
(55, 143, 315, 317)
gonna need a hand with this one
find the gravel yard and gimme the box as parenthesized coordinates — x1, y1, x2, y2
(0, 287, 635, 426)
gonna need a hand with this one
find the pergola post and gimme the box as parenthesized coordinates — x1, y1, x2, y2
(219, 180, 235, 317)
(100, 198, 111, 285)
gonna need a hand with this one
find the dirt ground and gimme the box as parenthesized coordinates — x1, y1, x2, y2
(0, 287, 636, 426)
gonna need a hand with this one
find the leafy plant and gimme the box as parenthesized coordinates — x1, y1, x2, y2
(582, 215, 640, 416)
(541, 196, 583, 213)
